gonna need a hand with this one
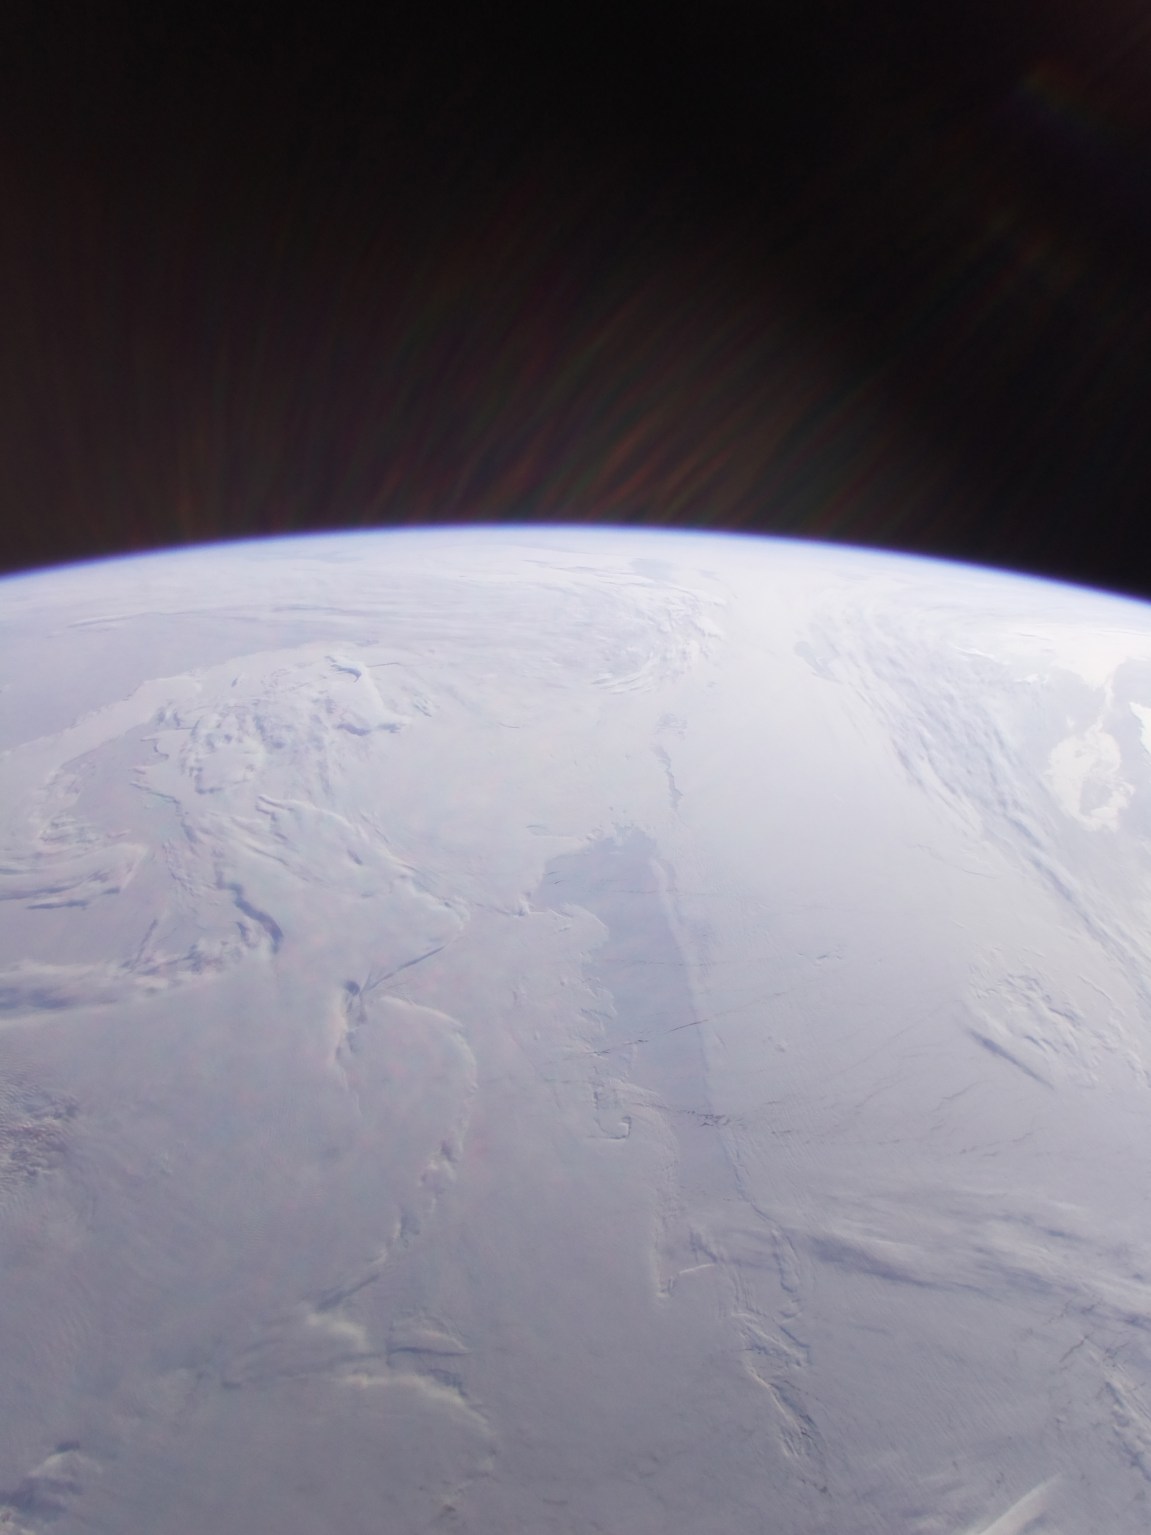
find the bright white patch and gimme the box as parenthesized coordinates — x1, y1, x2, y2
(1045, 720, 1132, 829)
(1131, 700, 1151, 756)
(1000, 622, 1151, 689)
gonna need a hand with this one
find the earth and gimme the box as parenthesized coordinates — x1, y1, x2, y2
(2, 526, 1151, 1534)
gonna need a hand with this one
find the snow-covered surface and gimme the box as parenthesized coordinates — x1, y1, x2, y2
(2, 526, 1151, 1532)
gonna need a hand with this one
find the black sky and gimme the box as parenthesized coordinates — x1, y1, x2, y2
(3, 1, 1151, 597)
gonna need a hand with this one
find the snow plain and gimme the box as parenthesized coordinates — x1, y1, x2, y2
(2, 527, 1151, 1532)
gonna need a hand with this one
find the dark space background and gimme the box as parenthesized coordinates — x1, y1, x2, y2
(2, 1, 1151, 597)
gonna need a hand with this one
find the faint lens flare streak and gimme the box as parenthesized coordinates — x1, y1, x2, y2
(965, 1476, 1059, 1535)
